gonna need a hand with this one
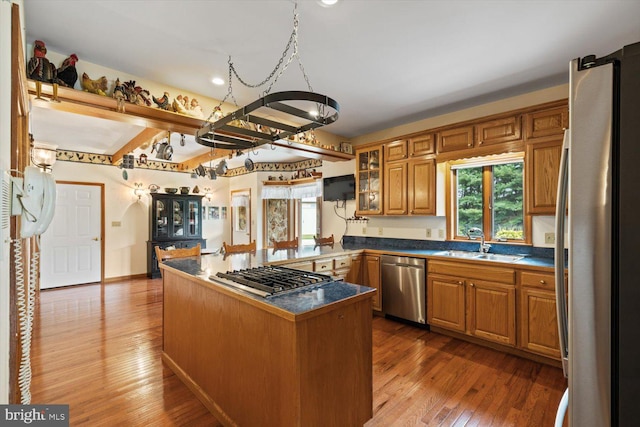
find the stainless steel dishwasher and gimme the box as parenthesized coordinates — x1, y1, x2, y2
(380, 255, 426, 324)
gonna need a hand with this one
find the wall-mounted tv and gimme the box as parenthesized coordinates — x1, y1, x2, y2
(323, 174, 356, 201)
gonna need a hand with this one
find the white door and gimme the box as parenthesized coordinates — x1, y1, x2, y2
(40, 183, 102, 288)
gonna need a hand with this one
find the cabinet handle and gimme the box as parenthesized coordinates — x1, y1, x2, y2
(467, 143, 472, 147)
(540, 280, 546, 285)
(457, 281, 463, 285)
(321, 265, 327, 269)
(478, 140, 483, 145)
(410, 210, 414, 214)
(470, 283, 475, 287)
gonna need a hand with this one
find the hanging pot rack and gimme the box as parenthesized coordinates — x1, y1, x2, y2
(195, 90, 339, 151)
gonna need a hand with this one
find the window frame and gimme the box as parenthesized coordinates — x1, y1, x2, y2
(446, 153, 531, 245)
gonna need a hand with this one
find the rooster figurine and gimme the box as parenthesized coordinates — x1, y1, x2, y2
(56, 54, 79, 88)
(153, 92, 170, 110)
(81, 72, 108, 96)
(27, 40, 56, 83)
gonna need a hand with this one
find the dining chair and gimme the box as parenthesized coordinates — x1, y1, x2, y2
(223, 240, 257, 254)
(314, 234, 335, 247)
(155, 243, 201, 277)
(272, 237, 299, 251)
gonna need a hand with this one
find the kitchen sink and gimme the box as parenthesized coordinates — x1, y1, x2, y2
(434, 250, 523, 263)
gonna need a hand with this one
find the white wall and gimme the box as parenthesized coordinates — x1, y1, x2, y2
(51, 161, 230, 279)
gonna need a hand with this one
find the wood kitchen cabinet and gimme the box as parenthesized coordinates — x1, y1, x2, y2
(428, 260, 516, 346)
(346, 254, 363, 284)
(438, 125, 474, 153)
(518, 270, 561, 358)
(383, 139, 436, 216)
(467, 279, 516, 346)
(363, 254, 381, 311)
(427, 275, 466, 332)
(525, 106, 568, 140)
(475, 115, 522, 147)
(525, 138, 562, 214)
(355, 146, 383, 215)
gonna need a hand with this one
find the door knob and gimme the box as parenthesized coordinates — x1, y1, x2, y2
(93, 237, 99, 241)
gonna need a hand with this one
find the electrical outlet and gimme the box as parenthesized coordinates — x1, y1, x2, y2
(362, 227, 367, 234)
(545, 232, 555, 244)
(378, 227, 383, 236)
(112, 221, 122, 227)
(438, 229, 445, 238)
(425, 228, 432, 238)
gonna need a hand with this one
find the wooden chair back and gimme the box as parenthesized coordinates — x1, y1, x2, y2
(314, 234, 335, 247)
(223, 240, 257, 254)
(272, 237, 299, 251)
(155, 244, 201, 277)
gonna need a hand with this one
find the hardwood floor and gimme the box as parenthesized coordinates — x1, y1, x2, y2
(31, 278, 566, 426)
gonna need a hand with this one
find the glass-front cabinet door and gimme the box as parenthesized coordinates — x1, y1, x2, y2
(154, 199, 169, 239)
(356, 146, 383, 215)
(172, 199, 185, 237)
(187, 200, 200, 237)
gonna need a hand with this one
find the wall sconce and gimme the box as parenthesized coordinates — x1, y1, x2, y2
(30, 135, 57, 171)
(134, 182, 145, 201)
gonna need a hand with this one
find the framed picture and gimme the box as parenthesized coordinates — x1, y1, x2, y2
(263, 199, 290, 247)
(221, 206, 227, 219)
(202, 206, 207, 219)
(211, 206, 220, 220)
(340, 141, 353, 154)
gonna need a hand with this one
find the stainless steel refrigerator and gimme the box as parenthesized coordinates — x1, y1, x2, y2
(555, 41, 640, 426)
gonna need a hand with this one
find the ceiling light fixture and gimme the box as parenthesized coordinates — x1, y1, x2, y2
(196, 1, 339, 153)
(319, 0, 338, 6)
(211, 77, 224, 86)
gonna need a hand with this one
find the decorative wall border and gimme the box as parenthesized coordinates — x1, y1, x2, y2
(56, 149, 322, 176)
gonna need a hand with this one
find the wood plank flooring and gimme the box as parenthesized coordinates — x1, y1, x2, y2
(31, 277, 566, 426)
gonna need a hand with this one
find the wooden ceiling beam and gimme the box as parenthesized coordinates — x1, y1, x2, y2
(112, 128, 166, 164)
(178, 149, 233, 171)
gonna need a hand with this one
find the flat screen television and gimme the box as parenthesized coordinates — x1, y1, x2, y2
(323, 174, 356, 201)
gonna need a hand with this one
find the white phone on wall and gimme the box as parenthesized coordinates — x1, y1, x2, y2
(12, 166, 56, 238)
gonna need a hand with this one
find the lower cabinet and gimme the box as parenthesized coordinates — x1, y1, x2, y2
(427, 260, 516, 347)
(346, 254, 363, 284)
(363, 254, 381, 312)
(518, 270, 561, 358)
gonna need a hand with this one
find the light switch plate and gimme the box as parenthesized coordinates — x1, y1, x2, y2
(112, 221, 122, 227)
(378, 227, 383, 236)
(544, 232, 555, 244)
(425, 228, 432, 238)
(438, 229, 445, 238)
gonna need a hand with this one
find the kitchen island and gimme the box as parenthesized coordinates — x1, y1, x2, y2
(159, 249, 376, 427)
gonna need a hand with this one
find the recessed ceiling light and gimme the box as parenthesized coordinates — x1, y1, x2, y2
(318, 0, 338, 7)
(309, 110, 319, 117)
(211, 77, 224, 86)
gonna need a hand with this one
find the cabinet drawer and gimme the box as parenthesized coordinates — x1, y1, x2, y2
(314, 259, 333, 272)
(521, 271, 555, 289)
(333, 256, 352, 270)
(286, 261, 314, 272)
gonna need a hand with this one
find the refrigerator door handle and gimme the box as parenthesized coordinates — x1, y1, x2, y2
(555, 129, 570, 377)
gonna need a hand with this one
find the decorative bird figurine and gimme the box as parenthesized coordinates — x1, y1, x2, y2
(80, 72, 108, 96)
(56, 53, 79, 88)
(153, 92, 170, 110)
(27, 40, 56, 83)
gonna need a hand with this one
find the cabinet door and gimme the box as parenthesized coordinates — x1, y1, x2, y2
(346, 255, 363, 284)
(437, 126, 474, 153)
(363, 255, 381, 311)
(409, 133, 436, 157)
(427, 276, 465, 332)
(185, 199, 201, 237)
(356, 147, 383, 215)
(385, 140, 408, 162)
(171, 199, 185, 238)
(408, 158, 435, 215)
(526, 139, 562, 214)
(525, 106, 568, 140)
(519, 287, 561, 358)
(475, 116, 521, 147)
(384, 161, 407, 215)
(154, 198, 170, 239)
(467, 281, 516, 346)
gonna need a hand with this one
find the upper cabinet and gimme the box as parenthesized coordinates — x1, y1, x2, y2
(475, 115, 522, 146)
(408, 133, 436, 157)
(524, 106, 568, 140)
(438, 126, 474, 153)
(355, 145, 383, 215)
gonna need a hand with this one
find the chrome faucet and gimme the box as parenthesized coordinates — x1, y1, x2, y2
(467, 227, 491, 253)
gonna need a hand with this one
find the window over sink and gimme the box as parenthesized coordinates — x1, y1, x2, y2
(449, 153, 530, 244)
